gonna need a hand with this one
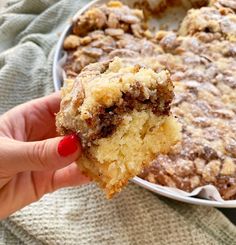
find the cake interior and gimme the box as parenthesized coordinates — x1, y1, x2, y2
(79, 110, 181, 198)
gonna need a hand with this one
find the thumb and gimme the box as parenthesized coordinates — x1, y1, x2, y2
(1, 134, 82, 173)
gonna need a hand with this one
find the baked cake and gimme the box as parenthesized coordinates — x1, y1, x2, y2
(56, 58, 181, 198)
(60, 0, 236, 199)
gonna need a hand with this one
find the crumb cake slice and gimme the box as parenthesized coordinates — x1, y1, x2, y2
(56, 58, 181, 198)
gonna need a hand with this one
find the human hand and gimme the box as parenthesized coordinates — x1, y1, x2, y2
(0, 93, 90, 219)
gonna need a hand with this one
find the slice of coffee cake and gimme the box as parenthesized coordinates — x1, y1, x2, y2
(56, 58, 181, 198)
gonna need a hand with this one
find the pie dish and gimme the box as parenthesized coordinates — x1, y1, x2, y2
(53, 0, 236, 206)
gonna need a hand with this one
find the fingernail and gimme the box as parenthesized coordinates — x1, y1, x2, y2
(58, 134, 79, 157)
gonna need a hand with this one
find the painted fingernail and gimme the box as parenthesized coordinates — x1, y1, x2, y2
(58, 134, 79, 157)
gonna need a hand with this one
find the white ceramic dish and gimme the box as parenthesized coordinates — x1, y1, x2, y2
(53, 0, 236, 207)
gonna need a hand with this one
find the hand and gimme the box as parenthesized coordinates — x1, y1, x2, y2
(0, 93, 90, 219)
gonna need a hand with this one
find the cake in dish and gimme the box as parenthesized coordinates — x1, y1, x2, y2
(60, 0, 236, 200)
(56, 58, 181, 198)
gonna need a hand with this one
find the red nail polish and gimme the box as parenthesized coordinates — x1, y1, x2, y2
(58, 134, 79, 157)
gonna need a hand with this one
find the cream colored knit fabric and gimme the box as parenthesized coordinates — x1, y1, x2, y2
(0, 0, 236, 244)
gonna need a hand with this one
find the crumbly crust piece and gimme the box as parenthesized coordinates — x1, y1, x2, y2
(57, 58, 174, 147)
(179, 6, 236, 41)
